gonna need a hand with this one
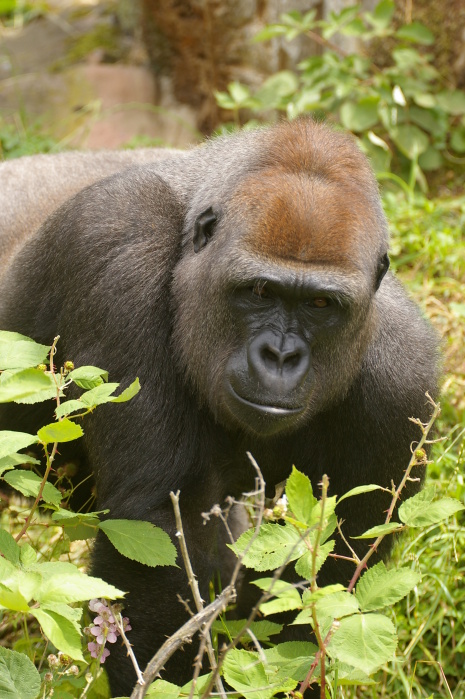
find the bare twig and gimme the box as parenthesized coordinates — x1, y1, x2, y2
(170, 490, 226, 699)
(112, 609, 145, 686)
(129, 586, 236, 699)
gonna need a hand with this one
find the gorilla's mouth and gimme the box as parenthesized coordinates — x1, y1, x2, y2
(227, 385, 305, 416)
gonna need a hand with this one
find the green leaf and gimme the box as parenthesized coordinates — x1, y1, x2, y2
(223, 649, 296, 699)
(0, 368, 56, 404)
(418, 147, 443, 171)
(340, 99, 379, 132)
(31, 607, 84, 661)
(211, 619, 283, 643)
(0, 530, 21, 565)
(451, 125, 465, 153)
(37, 419, 84, 444)
(20, 545, 36, 567)
(252, 578, 302, 616)
(328, 613, 397, 674)
(286, 467, 316, 524)
(0, 339, 50, 371)
(337, 484, 383, 504)
(0, 646, 41, 699)
(396, 22, 434, 44)
(294, 540, 334, 580)
(55, 400, 84, 419)
(80, 383, 120, 407)
(353, 522, 403, 539)
(0, 431, 38, 459)
(262, 642, 318, 682)
(3, 470, 62, 506)
(364, 0, 395, 31)
(391, 124, 429, 158)
(67, 366, 108, 390)
(230, 523, 306, 571)
(436, 90, 465, 115)
(0, 453, 40, 470)
(356, 562, 420, 611)
(111, 378, 141, 403)
(99, 519, 177, 567)
(315, 591, 360, 620)
(146, 679, 181, 699)
(35, 569, 124, 605)
(399, 488, 464, 527)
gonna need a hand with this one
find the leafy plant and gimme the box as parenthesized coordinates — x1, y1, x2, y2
(0, 331, 177, 696)
(215, 0, 465, 190)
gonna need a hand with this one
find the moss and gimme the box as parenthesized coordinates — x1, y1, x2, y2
(53, 23, 127, 71)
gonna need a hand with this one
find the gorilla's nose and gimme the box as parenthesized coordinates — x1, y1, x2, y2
(248, 331, 310, 389)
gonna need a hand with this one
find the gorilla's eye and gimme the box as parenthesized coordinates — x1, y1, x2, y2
(252, 281, 270, 299)
(308, 297, 329, 308)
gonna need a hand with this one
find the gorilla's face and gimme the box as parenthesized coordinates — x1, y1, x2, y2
(172, 169, 389, 437)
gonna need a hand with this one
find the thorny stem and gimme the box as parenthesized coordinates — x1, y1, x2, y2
(347, 394, 440, 593)
(112, 609, 145, 686)
(170, 490, 226, 699)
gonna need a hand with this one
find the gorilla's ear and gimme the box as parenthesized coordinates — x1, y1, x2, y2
(193, 206, 218, 253)
(375, 252, 390, 290)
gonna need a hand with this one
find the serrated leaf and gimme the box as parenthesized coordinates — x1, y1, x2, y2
(252, 579, 302, 616)
(80, 383, 120, 406)
(31, 608, 84, 661)
(230, 523, 306, 571)
(0, 453, 40, 470)
(146, 679, 181, 699)
(286, 466, 316, 524)
(67, 366, 108, 390)
(0, 340, 50, 370)
(111, 378, 140, 403)
(0, 431, 38, 459)
(0, 529, 20, 565)
(315, 591, 360, 620)
(0, 368, 56, 403)
(0, 646, 41, 699)
(35, 569, 124, 605)
(328, 613, 397, 674)
(55, 400, 85, 419)
(262, 642, 317, 682)
(294, 540, 335, 580)
(99, 519, 177, 567)
(4, 470, 62, 506)
(355, 561, 420, 611)
(37, 419, 84, 444)
(396, 22, 434, 44)
(20, 545, 36, 567)
(352, 522, 403, 539)
(399, 489, 464, 527)
(337, 484, 383, 504)
(0, 331, 35, 343)
(223, 649, 296, 699)
(211, 619, 283, 643)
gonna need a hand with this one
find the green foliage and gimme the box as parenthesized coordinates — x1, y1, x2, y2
(215, 0, 465, 190)
(0, 333, 177, 697)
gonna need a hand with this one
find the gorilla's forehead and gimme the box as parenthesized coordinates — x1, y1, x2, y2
(230, 169, 380, 269)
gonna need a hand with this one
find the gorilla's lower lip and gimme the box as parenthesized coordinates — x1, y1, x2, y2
(228, 386, 304, 416)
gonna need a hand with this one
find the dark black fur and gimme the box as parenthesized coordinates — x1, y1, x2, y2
(0, 121, 439, 695)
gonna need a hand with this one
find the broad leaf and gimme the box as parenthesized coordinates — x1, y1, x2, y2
(37, 419, 84, 444)
(0, 647, 41, 699)
(99, 519, 177, 567)
(337, 484, 383, 504)
(252, 578, 302, 616)
(31, 608, 84, 661)
(286, 466, 316, 524)
(262, 642, 318, 682)
(223, 649, 296, 699)
(328, 613, 397, 674)
(356, 561, 420, 611)
(0, 530, 21, 565)
(67, 366, 109, 390)
(35, 569, 124, 605)
(0, 431, 38, 459)
(0, 339, 50, 370)
(230, 523, 306, 571)
(399, 488, 464, 527)
(211, 619, 283, 643)
(0, 368, 56, 403)
(295, 540, 334, 580)
(4, 470, 62, 506)
(396, 22, 434, 44)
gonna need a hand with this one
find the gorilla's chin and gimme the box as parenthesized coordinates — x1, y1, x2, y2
(223, 383, 305, 436)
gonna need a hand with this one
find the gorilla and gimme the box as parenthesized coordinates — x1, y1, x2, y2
(0, 120, 439, 696)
